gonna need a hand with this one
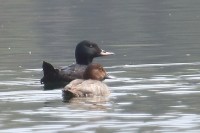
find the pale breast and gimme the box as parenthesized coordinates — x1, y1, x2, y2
(64, 79, 110, 97)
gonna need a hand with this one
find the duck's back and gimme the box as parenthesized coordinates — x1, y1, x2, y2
(59, 64, 87, 81)
(64, 79, 110, 97)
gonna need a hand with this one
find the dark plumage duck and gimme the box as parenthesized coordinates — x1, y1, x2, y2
(41, 40, 114, 84)
(62, 63, 110, 100)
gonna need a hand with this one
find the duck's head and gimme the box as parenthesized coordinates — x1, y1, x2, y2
(75, 40, 114, 65)
(83, 63, 108, 81)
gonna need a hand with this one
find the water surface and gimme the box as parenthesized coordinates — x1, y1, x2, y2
(1, 0, 200, 133)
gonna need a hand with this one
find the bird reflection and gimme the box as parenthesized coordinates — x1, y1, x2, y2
(62, 93, 110, 110)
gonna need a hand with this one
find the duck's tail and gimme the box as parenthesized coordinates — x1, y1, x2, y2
(41, 61, 60, 84)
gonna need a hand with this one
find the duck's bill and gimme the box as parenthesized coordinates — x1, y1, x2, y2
(100, 49, 115, 56)
(104, 74, 113, 80)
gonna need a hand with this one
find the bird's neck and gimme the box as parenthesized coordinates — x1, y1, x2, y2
(76, 56, 93, 65)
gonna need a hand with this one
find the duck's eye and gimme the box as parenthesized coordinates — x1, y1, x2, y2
(88, 44, 93, 48)
(99, 67, 103, 71)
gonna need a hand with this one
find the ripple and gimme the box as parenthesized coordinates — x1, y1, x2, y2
(1, 62, 200, 132)
(0, 90, 61, 103)
(0, 80, 41, 86)
(157, 91, 200, 95)
(107, 62, 200, 69)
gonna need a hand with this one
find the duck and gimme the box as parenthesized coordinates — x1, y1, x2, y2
(62, 63, 110, 100)
(41, 40, 114, 84)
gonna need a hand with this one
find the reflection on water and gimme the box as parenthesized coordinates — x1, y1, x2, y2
(1, 0, 200, 133)
(1, 62, 200, 132)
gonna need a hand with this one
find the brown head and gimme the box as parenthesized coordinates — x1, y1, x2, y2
(83, 64, 108, 81)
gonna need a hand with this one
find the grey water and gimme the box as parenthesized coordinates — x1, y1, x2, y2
(1, 0, 200, 132)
